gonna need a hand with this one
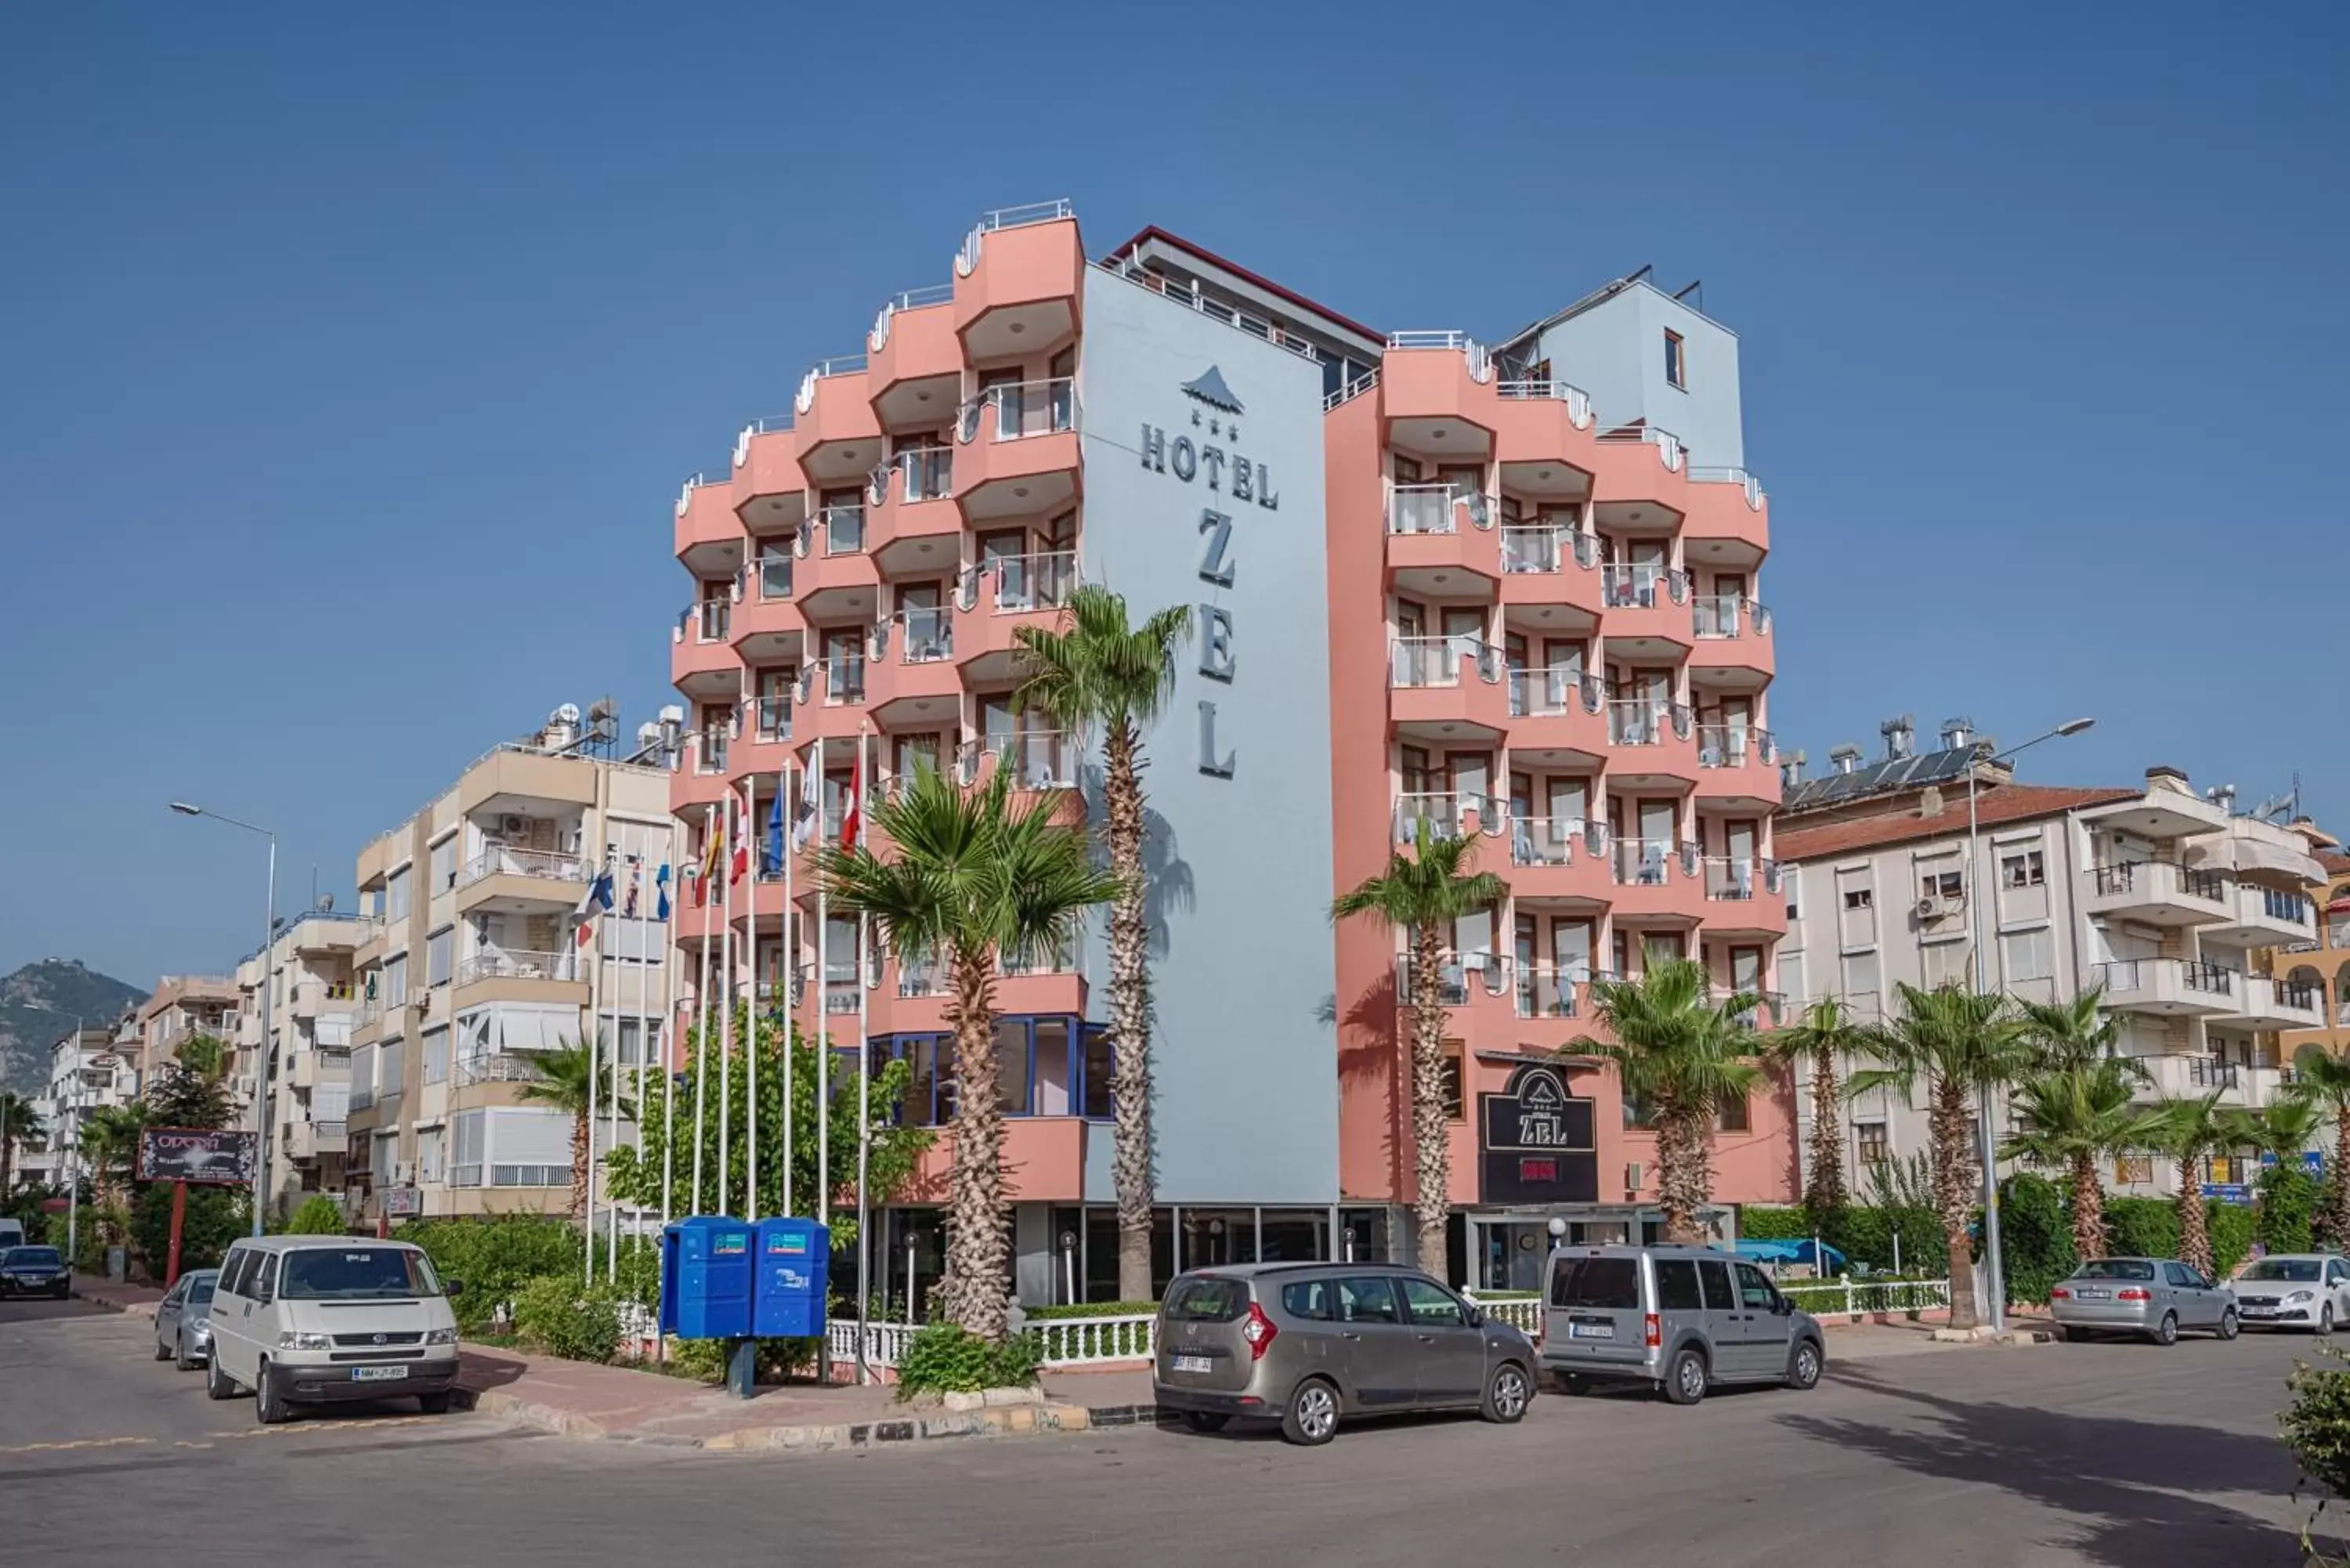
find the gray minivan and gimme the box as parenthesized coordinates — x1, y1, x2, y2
(1153, 1263, 1538, 1445)
(1542, 1245, 1825, 1405)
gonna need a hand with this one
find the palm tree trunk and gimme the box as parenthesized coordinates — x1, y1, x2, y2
(1806, 1045, 1846, 1216)
(1658, 1100, 1712, 1245)
(2176, 1150, 2213, 1277)
(1103, 718, 1155, 1303)
(2327, 1117, 2350, 1251)
(2070, 1150, 2106, 1264)
(569, 1111, 591, 1222)
(1408, 925, 1452, 1280)
(1930, 1077, 1982, 1331)
(942, 946, 1011, 1342)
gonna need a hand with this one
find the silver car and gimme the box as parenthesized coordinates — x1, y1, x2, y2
(154, 1269, 220, 1369)
(2231, 1254, 2350, 1332)
(2050, 1257, 2238, 1344)
(1540, 1245, 1827, 1406)
(1152, 1263, 1538, 1446)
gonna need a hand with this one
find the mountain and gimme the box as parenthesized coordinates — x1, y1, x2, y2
(0, 959, 147, 1096)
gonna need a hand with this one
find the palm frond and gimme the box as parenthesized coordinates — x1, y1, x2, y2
(1011, 584, 1193, 734)
(1329, 822, 1509, 930)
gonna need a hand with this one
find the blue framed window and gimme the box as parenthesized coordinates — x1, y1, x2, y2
(865, 1015, 1111, 1125)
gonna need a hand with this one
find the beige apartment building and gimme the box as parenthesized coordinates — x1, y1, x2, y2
(1775, 718, 2328, 1199)
(342, 707, 676, 1225)
(233, 911, 370, 1216)
(135, 975, 241, 1093)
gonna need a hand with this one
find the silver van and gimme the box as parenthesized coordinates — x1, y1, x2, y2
(207, 1236, 463, 1423)
(1541, 1245, 1825, 1405)
(1153, 1263, 1538, 1445)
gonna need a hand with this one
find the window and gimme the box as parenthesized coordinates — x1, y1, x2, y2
(418, 1127, 443, 1183)
(1778, 952, 1807, 1004)
(1441, 1039, 1464, 1121)
(1782, 865, 1802, 920)
(426, 927, 452, 988)
(1623, 1088, 1657, 1129)
(1718, 1093, 1750, 1133)
(1922, 939, 1972, 989)
(2001, 927, 2055, 983)
(385, 866, 411, 923)
(1856, 1122, 1890, 1168)
(1843, 887, 1874, 911)
(220, 1247, 255, 1299)
(1549, 1256, 1640, 1310)
(382, 956, 408, 1008)
(1694, 1258, 1734, 1310)
(429, 835, 457, 893)
(1280, 1280, 1335, 1321)
(1397, 1277, 1469, 1328)
(1335, 1277, 1402, 1324)
(1734, 1261, 1781, 1310)
(1663, 328, 1687, 389)
(1080, 1028, 1115, 1120)
(1840, 949, 1880, 998)
(252, 1252, 281, 1303)
(2001, 850, 2046, 889)
(421, 1026, 449, 1086)
(1653, 1258, 1703, 1312)
(1919, 869, 1964, 900)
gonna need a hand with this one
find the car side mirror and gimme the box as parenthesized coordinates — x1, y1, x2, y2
(1772, 1297, 1793, 1317)
(445, 1277, 464, 1298)
(1464, 1306, 1484, 1328)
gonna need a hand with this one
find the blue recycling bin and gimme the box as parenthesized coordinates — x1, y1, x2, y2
(750, 1217, 830, 1339)
(660, 1216, 754, 1340)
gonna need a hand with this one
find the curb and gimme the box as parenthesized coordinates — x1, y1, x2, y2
(465, 1389, 1173, 1453)
(70, 1287, 157, 1321)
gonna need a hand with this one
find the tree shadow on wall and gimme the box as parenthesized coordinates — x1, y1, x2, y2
(1777, 1364, 2305, 1566)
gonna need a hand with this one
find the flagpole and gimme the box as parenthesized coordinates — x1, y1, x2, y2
(855, 721, 873, 1385)
(660, 847, 678, 1231)
(583, 847, 603, 1289)
(817, 737, 831, 1241)
(606, 844, 623, 1284)
(745, 776, 760, 1219)
(719, 794, 735, 1215)
(781, 759, 795, 1220)
(691, 804, 713, 1216)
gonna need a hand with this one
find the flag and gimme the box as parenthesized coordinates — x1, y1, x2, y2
(573, 865, 615, 948)
(729, 793, 750, 883)
(791, 749, 821, 851)
(623, 858, 642, 918)
(654, 862, 672, 922)
(763, 776, 784, 877)
(841, 738, 862, 851)
(696, 811, 724, 905)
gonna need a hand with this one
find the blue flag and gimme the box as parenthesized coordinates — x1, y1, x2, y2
(763, 786, 784, 877)
(654, 863, 672, 921)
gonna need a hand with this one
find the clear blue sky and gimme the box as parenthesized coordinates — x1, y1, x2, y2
(3, 2, 2343, 988)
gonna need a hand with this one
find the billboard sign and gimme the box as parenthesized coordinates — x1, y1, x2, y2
(136, 1126, 258, 1186)
(1478, 1064, 1598, 1205)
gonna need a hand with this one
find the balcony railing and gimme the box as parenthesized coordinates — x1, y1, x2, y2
(1395, 952, 1510, 1009)
(1508, 665, 1603, 718)
(2093, 958, 2239, 999)
(1600, 563, 1690, 609)
(695, 724, 730, 775)
(819, 503, 866, 555)
(682, 599, 730, 642)
(875, 446, 953, 504)
(1509, 816, 1603, 868)
(1611, 838, 1698, 886)
(1608, 699, 1694, 746)
(1386, 482, 1462, 536)
(455, 1053, 549, 1088)
(1394, 791, 1503, 843)
(1696, 724, 1770, 770)
(959, 378, 1078, 443)
(454, 949, 580, 987)
(1392, 634, 1504, 688)
(750, 692, 792, 742)
(1513, 962, 1586, 1020)
(968, 549, 1078, 613)
(1701, 855, 1782, 902)
(754, 551, 794, 601)
(2278, 978, 2323, 1011)
(1499, 523, 1600, 575)
(2090, 861, 2229, 902)
(1693, 594, 1773, 639)
(956, 728, 1079, 790)
(1495, 378, 1595, 426)
(458, 846, 586, 888)
(875, 605, 953, 663)
(2262, 888, 2316, 927)
(896, 952, 945, 999)
(2189, 1057, 2240, 1089)
(801, 653, 867, 706)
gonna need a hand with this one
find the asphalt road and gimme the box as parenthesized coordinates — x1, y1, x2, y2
(0, 1296, 2323, 1566)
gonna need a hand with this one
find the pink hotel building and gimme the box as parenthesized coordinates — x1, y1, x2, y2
(667, 201, 1791, 1305)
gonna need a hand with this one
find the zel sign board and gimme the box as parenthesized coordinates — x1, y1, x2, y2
(1076, 269, 1338, 1207)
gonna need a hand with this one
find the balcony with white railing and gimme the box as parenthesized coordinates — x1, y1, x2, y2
(1599, 562, 1688, 612)
(457, 844, 587, 896)
(1607, 699, 1694, 748)
(1391, 634, 1499, 688)
(671, 599, 739, 691)
(1394, 790, 1505, 844)
(957, 728, 1080, 793)
(2214, 973, 2326, 1031)
(1495, 377, 1595, 428)
(454, 948, 584, 1002)
(1508, 816, 1611, 902)
(1695, 724, 1773, 771)
(1386, 482, 1459, 536)
(1390, 632, 1512, 731)
(1499, 522, 1600, 577)
(693, 723, 732, 776)
(983, 550, 1078, 614)
(874, 605, 955, 665)
(1508, 665, 1604, 720)
(960, 378, 1078, 444)
(2092, 957, 2238, 1017)
(747, 692, 793, 746)
(819, 502, 867, 556)
(2082, 861, 2232, 927)
(1691, 594, 1773, 641)
(454, 1052, 551, 1089)
(1513, 961, 1589, 1021)
(1701, 855, 1781, 904)
(1611, 837, 1695, 888)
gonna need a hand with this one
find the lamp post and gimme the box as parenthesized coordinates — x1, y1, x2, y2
(170, 802, 277, 1237)
(1966, 717, 2094, 1331)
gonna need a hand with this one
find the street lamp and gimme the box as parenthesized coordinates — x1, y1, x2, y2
(1966, 717, 2094, 1331)
(170, 801, 277, 1237)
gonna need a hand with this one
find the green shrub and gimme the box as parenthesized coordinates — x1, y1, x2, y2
(665, 1337, 729, 1383)
(2210, 1200, 2255, 1279)
(511, 1274, 624, 1364)
(2104, 1197, 2181, 1260)
(1996, 1173, 2077, 1306)
(2260, 1165, 2320, 1256)
(284, 1196, 346, 1235)
(1022, 1299, 1159, 1320)
(2283, 1342, 2350, 1513)
(401, 1216, 583, 1332)
(1737, 1206, 1811, 1242)
(129, 1184, 249, 1278)
(895, 1323, 1040, 1398)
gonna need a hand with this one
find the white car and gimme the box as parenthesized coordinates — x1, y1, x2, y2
(2231, 1254, 2350, 1332)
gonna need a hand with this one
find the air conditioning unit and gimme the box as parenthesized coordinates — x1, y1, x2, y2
(501, 815, 529, 837)
(1915, 895, 1956, 923)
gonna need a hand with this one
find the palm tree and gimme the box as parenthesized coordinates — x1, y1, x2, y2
(1580, 959, 1765, 1245)
(2288, 1046, 2350, 1248)
(2017, 987, 2119, 1072)
(78, 1102, 149, 1220)
(1329, 823, 1508, 1274)
(1851, 985, 2033, 1331)
(2142, 1090, 2260, 1277)
(0, 1092, 45, 1198)
(1013, 584, 1192, 1302)
(2001, 1058, 2163, 1265)
(1759, 997, 1864, 1218)
(515, 1039, 634, 1223)
(819, 764, 1119, 1342)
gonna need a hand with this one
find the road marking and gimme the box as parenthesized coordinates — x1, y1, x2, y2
(3, 1416, 445, 1454)
(0, 1436, 156, 1455)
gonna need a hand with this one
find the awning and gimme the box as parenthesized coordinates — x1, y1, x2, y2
(1735, 1237, 1849, 1271)
(2184, 834, 2328, 888)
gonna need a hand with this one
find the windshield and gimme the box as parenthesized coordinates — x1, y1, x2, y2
(281, 1248, 441, 1300)
(2243, 1259, 2323, 1283)
(2075, 1259, 2157, 1281)
(6, 1248, 61, 1267)
(187, 1277, 217, 1302)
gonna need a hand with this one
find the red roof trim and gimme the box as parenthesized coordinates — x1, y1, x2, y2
(1104, 225, 1384, 346)
(1777, 785, 2140, 862)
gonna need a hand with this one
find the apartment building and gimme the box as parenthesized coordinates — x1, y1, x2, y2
(1775, 721, 2327, 1198)
(343, 706, 677, 1224)
(2275, 846, 2350, 1058)
(233, 911, 369, 1215)
(134, 975, 240, 1089)
(665, 201, 1791, 1302)
(16, 1024, 136, 1191)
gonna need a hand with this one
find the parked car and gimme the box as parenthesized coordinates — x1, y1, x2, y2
(2050, 1258, 2237, 1344)
(205, 1236, 463, 1424)
(0, 1245, 70, 1299)
(1152, 1263, 1537, 1446)
(1540, 1245, 1826, 1406)
(2230, 1254, 2350, 1333)
(0, 1217, 25, 1250)
(153, 1269, 220, 1368)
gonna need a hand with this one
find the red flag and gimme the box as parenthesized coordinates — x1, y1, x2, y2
(841, 738, 862, 850)
(729, 793, 749, 883)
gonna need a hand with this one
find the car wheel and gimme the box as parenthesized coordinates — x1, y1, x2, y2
(2063, 1326, 2093, 1343)
(254, 1360, 290, 1425)
(175, 1332, 198, 1372)
(417, 1391, 454, 1416)
(205, 1355, 236, 1401)
(1481, 1361, 1532, 1424)
(1179, 1411, 1228, 1434)
(1785, 1338, 1824, 1391)
(154, 1333, 174, 1362)
(2323, 1303, 2337, 1336)
(2218, 1308, 2240, 1342)
(2150, 1312, 2178, 1347)
(1663, 1347, 1708, 1407)
(1280, 1377, 1340, 1446)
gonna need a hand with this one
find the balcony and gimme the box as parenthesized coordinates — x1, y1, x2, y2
(868, 607, 964, 725)
(954, 551, 1078, 681)
(1394, 790, 1506, 845)
(1680, 470, 1771, 569)
(2205, 881, 2319, 949)
(791, 358, 884, 487)
(2092, 957, 2239, 1017)
(2082, 861, 2232, 927)
(671, 599, 741, 700)
(1497, 524, 1604, 613)
(954, 379, 1081, 522)
(732, 417, 806, 529)
(2139, 1053, 2256, 1105)
(673, 475, 745, 580)
(1385, 482, 1500, 587)
(285, 1120, 346, 1160)
(1607, 837, 1710, 924)
(2214, 974, 2326, 1032)
(1687, 594, 1774, 685)
(1597, 564, 1694, 656)
(456, 844, 589, 917)
(1378, 332, 1499, 433)
(866, 286, 960, 417)
(1390, 634, 1509, 737)
(453, 948, 587, 1008)
(1505, 664, 1607, 757)
(958, 728, 1082, 801)
(1700, 856, 1790, 940)
(288, 980, 355, 1021)
(791, 504, 884, 624)
(742, 692, 794, 751)
(1506, 816, 1611, 905)
(952, 201, 1083, 362)
(454, 1052, 551, 1089)
(868, 446, 961, 565)
(1694, 724, 1782, 813)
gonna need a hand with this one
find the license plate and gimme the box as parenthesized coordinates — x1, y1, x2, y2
(1170, 1354, 1213, 1375)
(352, 1365, 410, 1382)
(1569, 1322, 1614, 1340)
(2077, 1288, 2110, 1299)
